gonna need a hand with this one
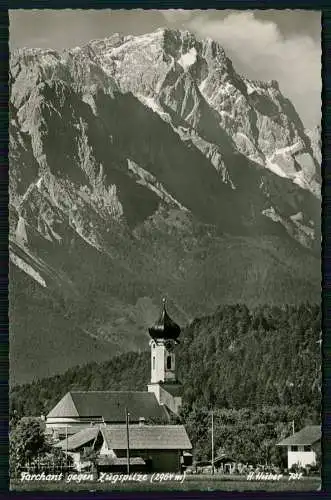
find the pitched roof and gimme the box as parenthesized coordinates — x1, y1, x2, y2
(277, 425, 321, 446)
(55, 427, 99, 451)
(47, 392, 79, 418)
(47, 391, 169, 423)
(101, 424, 192, 450)
(214, 453, 236, 464)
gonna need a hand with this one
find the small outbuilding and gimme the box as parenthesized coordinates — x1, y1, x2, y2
(213, 453, 237, 474)
(276, 425, 321, 469)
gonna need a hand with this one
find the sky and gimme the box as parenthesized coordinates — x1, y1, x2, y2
(9, 9, 321, 129)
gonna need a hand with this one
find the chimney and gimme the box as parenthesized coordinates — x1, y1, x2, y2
(139, 417, 146, 427)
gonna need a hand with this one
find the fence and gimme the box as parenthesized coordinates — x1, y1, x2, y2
(10, 461, 77, 482)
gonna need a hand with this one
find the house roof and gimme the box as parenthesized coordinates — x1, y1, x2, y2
(277, 426, 321, 446)
(55, 427, 99, 451)
(47, 391, 169, 423)
(214, 453, 236, 464)
(101, 424, 192, 450)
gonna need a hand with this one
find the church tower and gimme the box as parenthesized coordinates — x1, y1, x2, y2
(147, 298, 183, 415)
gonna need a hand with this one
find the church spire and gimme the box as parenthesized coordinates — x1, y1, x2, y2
(147, 297, 183, 415)
(148, 297, 181, 344)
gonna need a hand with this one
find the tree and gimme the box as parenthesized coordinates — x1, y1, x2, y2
(10, 417, 49, 474)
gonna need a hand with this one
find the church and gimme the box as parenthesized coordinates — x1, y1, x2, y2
(46, 299, 192, 472)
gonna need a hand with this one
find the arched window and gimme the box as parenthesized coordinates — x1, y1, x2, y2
(167, 355, 172, 370)
(153, 356, 155, 370)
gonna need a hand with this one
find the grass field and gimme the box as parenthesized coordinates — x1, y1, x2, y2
(11, 474, 321, 492)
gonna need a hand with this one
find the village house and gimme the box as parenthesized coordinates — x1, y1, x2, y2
(55, 422, 192, 473)
(276, 425, 321, 469)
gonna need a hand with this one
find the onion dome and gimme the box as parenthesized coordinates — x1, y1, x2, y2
(148, 298, 181, 343)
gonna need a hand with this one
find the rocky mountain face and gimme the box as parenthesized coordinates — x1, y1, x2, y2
(9, 29, 321, 384)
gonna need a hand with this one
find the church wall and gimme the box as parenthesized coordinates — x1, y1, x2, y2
(159, 387, 182, 415)
(150, 341, 176, 383)
(46, 417, 104, 428)
(46, 417, 86, 427)
(150, 342, 166, 383)
(147, 383, 161, 403)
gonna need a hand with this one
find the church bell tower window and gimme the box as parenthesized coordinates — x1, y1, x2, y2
(167, 355, 172, 370)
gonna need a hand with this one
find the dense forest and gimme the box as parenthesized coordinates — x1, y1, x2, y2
(10, 303, 321, 464)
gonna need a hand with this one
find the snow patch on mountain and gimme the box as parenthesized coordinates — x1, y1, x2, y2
(264, 141, 320, 197)
(246, 81, 259, 95)
(10, 252, 47, 287)
(16, 216, 28, 246)
(234, 132, 265, 165)
(265, 158, 289, 179)
(40, 217, 63, 243)
(82, 93, 98, 115)
(262, 206, 282, 223)
(36, 177, 43, 191)
(178, 47, 197, 70)
(263, 206, 315, 246)
(136, 94, 171, 123)
(292, 171, 315, 192)
(127, 158, 189, 212)
(198, 77, 208, 94)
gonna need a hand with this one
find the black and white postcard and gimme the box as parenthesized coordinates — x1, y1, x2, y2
(9, 9, 322, 492)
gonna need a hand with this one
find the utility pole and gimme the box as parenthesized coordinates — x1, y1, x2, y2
(65, 424, 68, 468)
(211, 410, 215, 475)
(125, 408, 130, 474)
(292, 420, 295, 435)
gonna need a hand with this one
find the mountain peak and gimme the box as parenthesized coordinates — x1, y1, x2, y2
(9, 26, 320, 383)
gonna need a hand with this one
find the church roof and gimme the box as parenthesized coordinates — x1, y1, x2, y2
(160, 383, 183, 398)
(47, 391, 169, 423)
(277, 425, 321, 446)
(148, 298, 181, 342)
(101, 424, 192, 450)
